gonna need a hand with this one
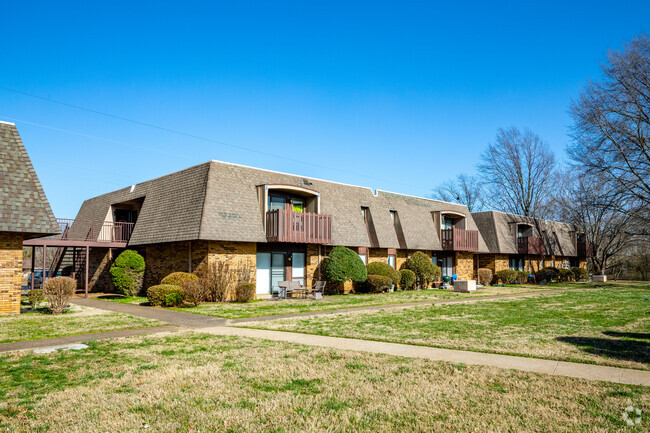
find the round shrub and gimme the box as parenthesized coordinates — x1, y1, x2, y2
(42, 276, 76, 314)
(399, 269, 416, 290)
(164, 292, 184, 307)
(495, 269, 518, 284)
(535, 267, 559, 283)
(161, 272, 198, 287)
(110, 250, 145, 297)
(324, 246, 367, 283)
(558, 268, 573, 282)
(516, 271, 530, 284)
(366, 262, 400, 286)
(477, 268, 493, 286)
(405, 252, 440, 289)
(572, 267, 588, 281)
(147, 284, 183, 307)
(359, 275, 393, 293)
(235, 283, 256, 303)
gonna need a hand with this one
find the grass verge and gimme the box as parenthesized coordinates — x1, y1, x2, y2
(97, 283, 587, 319)
(0, 303, 163, 344)
(240, 283, 650, 370)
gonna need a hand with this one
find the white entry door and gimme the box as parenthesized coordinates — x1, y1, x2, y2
(256, 253, 271, 295)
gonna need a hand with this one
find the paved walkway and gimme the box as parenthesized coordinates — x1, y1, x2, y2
(0, 325, 179, 353)
(230, 287, 595, 324)
(71, 298, 228, 328)
(198, 326, 650, 386)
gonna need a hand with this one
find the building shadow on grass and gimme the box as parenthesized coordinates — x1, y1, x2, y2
(556, 334, 650, 365)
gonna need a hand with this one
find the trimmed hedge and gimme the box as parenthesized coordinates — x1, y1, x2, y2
(535, 267, 559, 283)
(161, 272, 198, 287)
(164, 292, 184, 307)
(361, 275, 393, 293)
(110, 250, 145, 297)
(405, 252, 440, 289)
(477, 268, 493, 286)
(366, 262, 400, 286)
(147, 284, 184, 307)
(495, 269, 518, 284)
(558, 268, 573, 282)
(235, 283, 256, 303)
(399, 269, 416, 290)
(324, 246, 367, 283)
(572, 267, 588, 281)
(515, 271, 530, 284)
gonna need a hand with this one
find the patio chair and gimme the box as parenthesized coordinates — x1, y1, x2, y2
(312, 281, 326, 300)
(277, 281, 291, 299)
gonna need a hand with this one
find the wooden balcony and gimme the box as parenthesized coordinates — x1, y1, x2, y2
(266, 210, 332, 244)
(441, 228, 479, 252)
(577, 241, 595, 258)
(517, 236, 544, 255)
(23, 218, 134, 248)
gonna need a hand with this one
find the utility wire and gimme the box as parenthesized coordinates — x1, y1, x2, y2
(0, 85, 431, 192)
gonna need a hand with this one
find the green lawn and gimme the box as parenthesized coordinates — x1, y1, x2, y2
(99, 283, 577, 319)
(241, 283, 650, 370)
(0, 332, 647, 432)
(0, 303, 163, 344)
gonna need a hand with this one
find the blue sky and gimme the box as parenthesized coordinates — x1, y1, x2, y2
(1, 1, 648, 218)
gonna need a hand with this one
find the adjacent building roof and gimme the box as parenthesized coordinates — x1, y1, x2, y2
(472, 210, 578, 257)
(75, 160, 490, 252)
(0, 122, 59, 238)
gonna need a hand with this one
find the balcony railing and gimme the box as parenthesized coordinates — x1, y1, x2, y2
(517, 236, 544, 255)
(577, 241, 595, 258)
(50, 218, 135, 243)
(266, 210, 332, 244)
(441, 228, 479, 252)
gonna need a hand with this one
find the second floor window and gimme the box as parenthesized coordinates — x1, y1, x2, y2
(362, 207, 369, 222)
(390, 210, 397, 225)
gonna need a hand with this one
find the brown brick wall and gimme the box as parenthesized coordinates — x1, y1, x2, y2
(85, 248, 114, 293)
(455, 251, 474, 280)
(368, 248, 388, 264)
(0, 232, 23, 315)
(143, 240, 256, 291)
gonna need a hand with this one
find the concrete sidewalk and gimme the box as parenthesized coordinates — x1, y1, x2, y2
(71, 297, 228, 328)
(0, 325, 179, 353)
(198, 326, 650, 386)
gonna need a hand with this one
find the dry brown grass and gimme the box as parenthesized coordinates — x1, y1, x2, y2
(0, 332, 647, 432)
(0, 304, 162, 343)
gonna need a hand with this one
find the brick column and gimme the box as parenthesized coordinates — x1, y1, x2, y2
(0, 232, 24, 315)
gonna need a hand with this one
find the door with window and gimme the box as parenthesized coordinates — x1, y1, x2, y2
(440, 256, 454, 278)
(256, 252, 287, 295)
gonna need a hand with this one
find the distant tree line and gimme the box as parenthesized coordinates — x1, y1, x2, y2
(432, 33, 650, 279)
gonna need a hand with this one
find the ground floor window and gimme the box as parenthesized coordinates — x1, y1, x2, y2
(388, 254, 396, 268)
(570, 257, 579, 268)
(509, 255, 524, 272)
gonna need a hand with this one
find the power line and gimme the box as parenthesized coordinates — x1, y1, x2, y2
(0, 85, 431, 192)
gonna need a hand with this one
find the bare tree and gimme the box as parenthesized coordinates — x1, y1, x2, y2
(478, 127, 559, 218)
(558, 173, 635, 274)
(432, 174, 485, 211)
(568, 33, 650, 223)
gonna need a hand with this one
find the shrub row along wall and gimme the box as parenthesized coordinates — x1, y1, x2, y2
(0, 232, 23, 315)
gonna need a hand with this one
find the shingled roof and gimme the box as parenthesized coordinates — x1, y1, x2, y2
(472, 211, 578, 257)
(75, 160, 490, 252)
(0, 122, 59, 238)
